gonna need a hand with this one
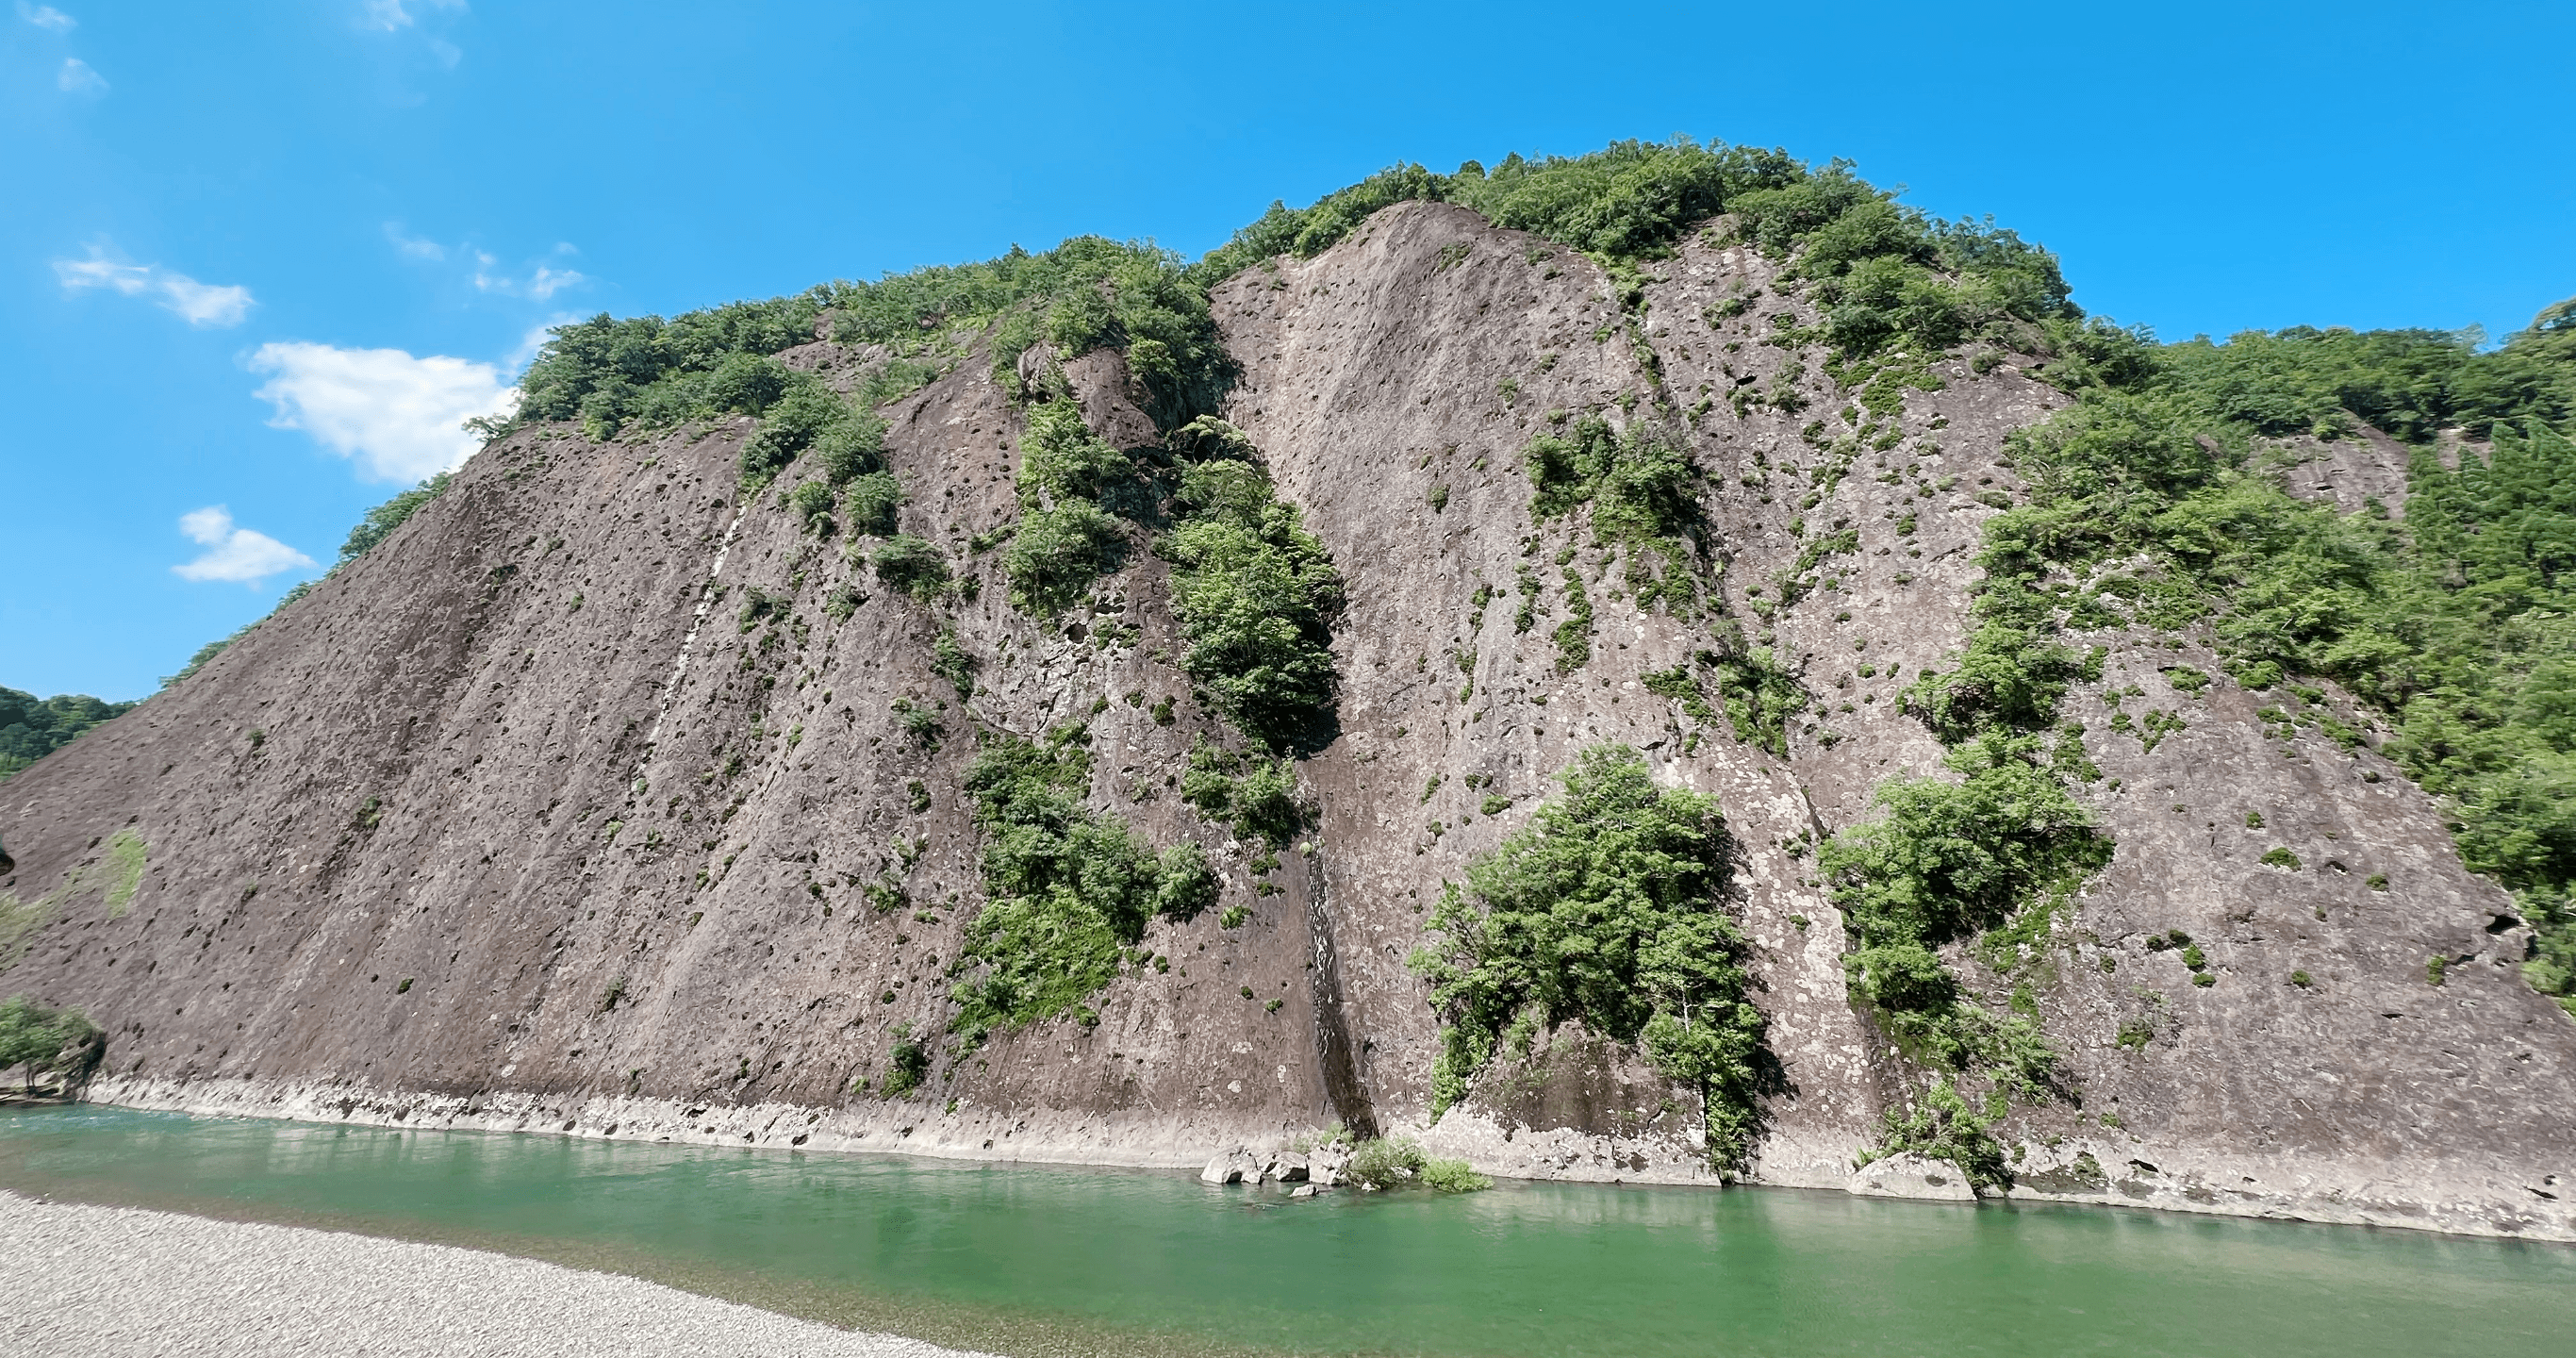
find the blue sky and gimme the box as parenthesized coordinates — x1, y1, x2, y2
(5, 0, 2570, 702)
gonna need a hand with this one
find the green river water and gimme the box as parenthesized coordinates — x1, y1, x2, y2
(2, 1104, 2568, 1357)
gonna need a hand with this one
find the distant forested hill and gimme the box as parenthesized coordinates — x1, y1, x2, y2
(0, 687, 136, 782)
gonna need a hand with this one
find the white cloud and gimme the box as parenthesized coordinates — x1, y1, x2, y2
(359, 0, 465, 32)
(525, 265, 585, 300)
(384, 222, 446, 261)
(54, 253, 144, 291)
(250, 340, 516, 483)
(57, 57, 105, 92)
(18, 3, 75, 32)
(53, 244, 254, 327)
(470, 250, 587, 301)
(173, 506, 316, 585)
(156, 273, 258, 326)
(393, 232, 590, 304)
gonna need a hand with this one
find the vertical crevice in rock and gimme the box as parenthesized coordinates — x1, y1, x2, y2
(1304, 837, 1377, 1138)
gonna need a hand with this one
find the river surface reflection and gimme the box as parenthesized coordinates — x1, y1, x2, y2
(4, 1104, 2568, 1357)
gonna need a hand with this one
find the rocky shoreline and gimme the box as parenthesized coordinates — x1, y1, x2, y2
(72, 1073, 2576, 1242)
(0, 1190, 993, 1358)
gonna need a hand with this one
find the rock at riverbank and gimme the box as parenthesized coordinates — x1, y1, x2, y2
(1846, 1153, 1977, 1201)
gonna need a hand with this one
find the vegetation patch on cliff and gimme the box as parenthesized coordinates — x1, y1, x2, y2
(1003, 401, 1134, 615)
(1410, 744, 1768, 1174)
(1822, 738, 2105, 1138)
(832, 236, 1231, 431)
(1524, 415, 1708, 615)
(948, 726, 1216, 1045)
(1934, 300, 2576, 1013)
(1160, 420, 1346, 754)
(1194, 138, 2075, 373)
(516, 235, 1234, 470)
(1181, 737, 1309, 851)
(1195, 139, 1792, 279)
(0, 830, 147, 973)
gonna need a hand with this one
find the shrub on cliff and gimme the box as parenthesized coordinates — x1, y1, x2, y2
(785, 480, 834, 531)
(1186, 139, 2072, 366)
(1160, 434, 1346, 754)
(1821, 738, 2103, 1093)
(999, 402, 1140, 615)
(1016, 401, 1132, 505)
(738, 377, 859, 489)
(881, 1026, 930, 1099)
(516, 297, 824, 429)
(1180, 737, 1310, 849)
(1190, 138, 1807, 281)
(1005, 503, 1126, 617)
(1887, 291, 2576, 1014)
(1409, 744, 1767, 1173)
(1521, 415, 1707, 614)
(336, 472, 454, 565)
(870, 535, 949, 601)
(841, 471, 904, 539)
(831, 236, 1232, 432)
(518, 237, 1234, 445)
(949, 728, 1216, 1043)
(812, 409, 888, 486)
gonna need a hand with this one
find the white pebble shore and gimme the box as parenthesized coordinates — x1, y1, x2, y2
(2, 1191, 999, 1358)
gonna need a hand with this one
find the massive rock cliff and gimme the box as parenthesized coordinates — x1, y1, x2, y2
(5, 200, 2569, 1239)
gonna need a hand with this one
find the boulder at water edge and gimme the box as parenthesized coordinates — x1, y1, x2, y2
(1846, 1153, 1977, 1201)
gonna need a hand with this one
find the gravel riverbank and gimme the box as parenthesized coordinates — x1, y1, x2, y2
(1, 1192, 997, 1358)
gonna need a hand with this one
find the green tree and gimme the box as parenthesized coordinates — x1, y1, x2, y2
(1004, 503, 1126, 616)
(0, 996, 106, 1096)
(1159, 434, 1345, 753)
(0, 688, 138, 782)
(1410, 744, 1768, 1172)
(335, 472, 454, 564)
(869, 535, 949, 601)
(949, 728, 1214, 1043)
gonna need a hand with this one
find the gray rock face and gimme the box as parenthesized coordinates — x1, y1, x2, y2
(1, 202, 2570, 1240)
(1846, 1152, 1976, 1201)
(2268, 425, 2416, 516)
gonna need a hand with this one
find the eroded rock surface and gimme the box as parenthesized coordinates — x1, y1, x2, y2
(1847, 1152, 1976, 1201)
